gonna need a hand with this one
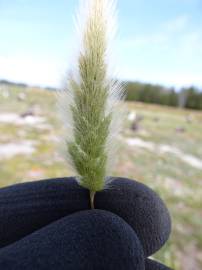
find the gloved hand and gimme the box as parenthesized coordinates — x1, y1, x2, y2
(0, 177, 173, 270)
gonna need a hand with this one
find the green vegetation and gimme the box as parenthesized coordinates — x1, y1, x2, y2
(0, 84, 202, 269)
(125, 81, 202, 110)
(66, 1, 111, 193)
(58, 0, 123, 205)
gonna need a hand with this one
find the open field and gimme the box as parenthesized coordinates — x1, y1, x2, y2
(0, 84, 202, 269)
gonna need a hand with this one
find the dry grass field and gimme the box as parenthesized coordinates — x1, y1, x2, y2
(0, 84, 202, 269)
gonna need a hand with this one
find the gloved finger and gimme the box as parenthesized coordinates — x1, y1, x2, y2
(0, 209, 145, 270)
(0, 177, 171, 257)
(0, 177, 89, 248)
(96, 177, 171, 256)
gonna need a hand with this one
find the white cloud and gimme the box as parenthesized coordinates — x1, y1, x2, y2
(120, 15, 190, 50)
(119, 33, 169, 49)
(179, 31, 202, 55)
(119, 66, 202, 88)
(0, 55, 66, 87)
(164, 15, 189, 32)
(0, 13, 201, 89)
(117, 14, 202, 88)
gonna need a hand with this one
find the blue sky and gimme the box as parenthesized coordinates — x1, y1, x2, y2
(0, 0, 202, 88)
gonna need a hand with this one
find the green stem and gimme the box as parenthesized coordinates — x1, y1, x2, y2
(90, 190, 95, 209)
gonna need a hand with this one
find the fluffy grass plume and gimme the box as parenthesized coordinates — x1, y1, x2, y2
(58, 0, 124, 207)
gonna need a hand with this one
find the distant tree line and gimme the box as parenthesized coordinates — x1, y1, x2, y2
(0, 80, 57, 91)
(0, 79, 28, 88)
(125, 81, 202, 110)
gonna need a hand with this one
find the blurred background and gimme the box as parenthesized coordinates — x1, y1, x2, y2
(0, 1, 202, 269)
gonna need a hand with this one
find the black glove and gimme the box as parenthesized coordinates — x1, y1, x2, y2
(0, 177, 173, 270)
